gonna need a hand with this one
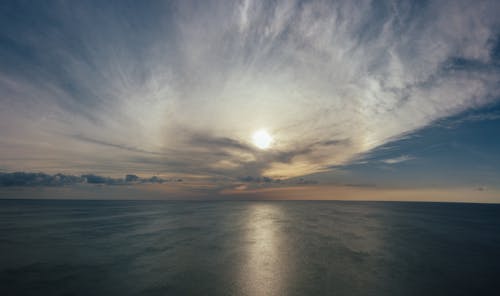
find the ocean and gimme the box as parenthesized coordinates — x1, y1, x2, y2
(1, 199, 500, 295)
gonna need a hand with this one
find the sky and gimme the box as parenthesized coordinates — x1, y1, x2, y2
(1, 0, 500, 201)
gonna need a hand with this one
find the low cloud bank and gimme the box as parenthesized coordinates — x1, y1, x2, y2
(238, 176, 318, 185)
(0, 172, 173, 187)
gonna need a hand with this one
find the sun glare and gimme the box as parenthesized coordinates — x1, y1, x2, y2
(252, 130, 273, 150)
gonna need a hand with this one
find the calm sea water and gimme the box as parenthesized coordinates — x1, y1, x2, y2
(1, 200, 500, 296)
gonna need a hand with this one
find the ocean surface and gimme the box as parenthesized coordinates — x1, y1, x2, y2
(1, 200, 500, 296)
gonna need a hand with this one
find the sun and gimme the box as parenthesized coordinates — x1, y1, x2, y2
(252, 130, 273, 149)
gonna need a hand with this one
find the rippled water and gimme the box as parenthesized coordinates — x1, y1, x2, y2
(1, 200, 500, 295)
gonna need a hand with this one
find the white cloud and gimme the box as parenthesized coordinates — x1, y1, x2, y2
(382, 155, 415, 164)
(0, 0, 499, 178)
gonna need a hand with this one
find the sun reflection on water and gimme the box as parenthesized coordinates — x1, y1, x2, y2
(238, 204, 289, 296)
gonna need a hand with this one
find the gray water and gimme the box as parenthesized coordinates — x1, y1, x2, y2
(1, 200, 500, 296)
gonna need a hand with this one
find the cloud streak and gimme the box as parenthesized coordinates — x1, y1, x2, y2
(0, 0, 499, 182)
(381, 155, 415, 164)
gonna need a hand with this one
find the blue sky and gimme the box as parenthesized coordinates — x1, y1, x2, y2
(318, 102, 500, 190)
(0, 0, 499, 201)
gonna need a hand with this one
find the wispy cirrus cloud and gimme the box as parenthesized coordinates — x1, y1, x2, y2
(0, 0, 499, 182)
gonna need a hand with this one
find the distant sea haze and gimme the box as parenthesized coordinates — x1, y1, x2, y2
(1, 200, 500, 296)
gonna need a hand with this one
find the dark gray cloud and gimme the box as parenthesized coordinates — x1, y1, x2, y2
(188, 133, 255, 152)
(72, 134, 166, 156)
(238, 176, 279, 183)
(0, 172, 167, 187)
(0, 172, 83, 187)
(237, 175, 318, 185)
